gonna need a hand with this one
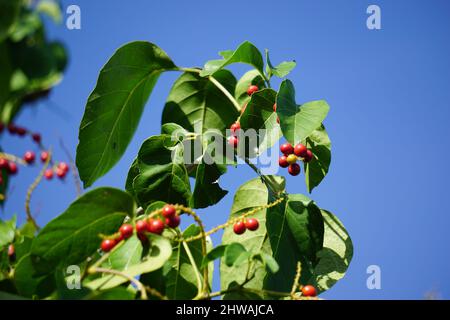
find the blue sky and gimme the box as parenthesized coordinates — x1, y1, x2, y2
(2, 0, 450, 299)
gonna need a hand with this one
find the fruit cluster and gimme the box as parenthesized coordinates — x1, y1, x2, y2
(233, 217, 259, 235)
(100, 204, 181, 252)
(0, 122, 42, 145)
(278, 142, 313, 176)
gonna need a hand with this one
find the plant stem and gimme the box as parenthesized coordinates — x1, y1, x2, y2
(182, 240, 203, 299)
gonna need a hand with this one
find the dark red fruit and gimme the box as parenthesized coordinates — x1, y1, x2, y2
(230, 122, 241, 134)
(119, 224, 134, 239)
(58, 162, 69, 173)
(135, 220, 148, 234)
(247, 85, 259, 96)
(32, 133, 41, 143)
(0, 158, 8, 169)
(101, 239, 116, 252)
(7, 244, 15, 257)
(233, 221, 246, 235)
(228, 136, 239, 148)
(294, 143, 308, 157)
(245, 218, 259, 231)
(40, 151, 49, 162)
(8, 161, 17, 175)
(301, 285, 317, 297)
(165, 215, 181, 228)
(7, 124, 17, 134)
(56, 168, 66, 179)
(16, 127, 27, 136)
(280, 143, 294, 155)
(162, 204, 176, 218)
(278, 155, 289, 168)
(23, 151, 35, 164)
(0, 123, 4, 133)
(44, 169, 54, 180)
(138, 232, 148, 243)
(303, 150, 313, 162)
(288, 163, 301, 176)
(148, 219, 165, 235)
(273, 103, 277, 112)
(276, 117, 280, 124)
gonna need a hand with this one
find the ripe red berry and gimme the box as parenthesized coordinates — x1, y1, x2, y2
(138, 232, 148, 243)
(148, 219, 165, 235)
(119, 224, 134, 239)
(7, 244, 15, 257)
(286, 154, 298, 165)
(7, 124, 17, 134)
(165, 215, 181, 228)
(58, 162, 69, 173)
(280, 143, 294, 155)
(230, 122, 241, 134)
(23, 151, 35, 164)
(135, 220, 148, 234)
(294, 143, 308, 157)
(273, 103, 277, 112)
(278, 155, 289, 168)
(56, 168, 66, 179)
(0, 122, 4, 132)
(44, 169, 54, 180)
(228, 136, 239, 148)
(40, 151, 49, 162)
(162, 204, 176, 218)
(0, 158, 8, 169)
(301, 285, 317, 297)
(276, 117, 280, 124)
(8, 161, 17, 175)
(288, 163, 301, 176)
(16, 127, 27, 136)
(247, 85, 259, 96)
(32, 133, 41, 143)
(101, 239, 116, 252)
(233, 221, 246, 235)
(245, 218, 259, 231)
(303, 149, 313, 163)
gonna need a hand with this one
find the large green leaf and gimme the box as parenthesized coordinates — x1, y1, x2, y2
(132, 135, 191, 208)
(0, 0, 21, 42)
(85, 233, 172, 290)
(303, 125, 331, 193)
(0, 215, 16, 248)
(162, 70, 238, 135)
(200, 41, 265, 78)
(310, 210, 353, 292)
(31, 188, 134, 274)
(276, 80, 330, 145)
(76, 41, 177, 187)
(234, 69, 266, 106)
(14, 254, 55, 299)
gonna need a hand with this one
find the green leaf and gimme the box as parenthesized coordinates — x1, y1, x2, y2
(201, 244, 227, 269)
(0, 0, 21, 41)
(162, 70, 238, 135)
(132, 135, 191, 207)
(31, 188, 134, 274)
(14, 254, 55, 299)
(0, 215, 16, 248)
(303, 125, 331, 193)
(310, 209, 353, 293)
(259, 253, 279, 274)
(234, 70, 266, 106)
(200, 41, 265, 79)
(36, 0, 62, 23)
(265, 49, 296, 78)
(9, 10, 42, 42)
(85, 287, 135, 300)
(276, 80, 330, 145)
(224, 243, 248, 267)
(85, 233, 172, 290)
(76, 41, 177, 187)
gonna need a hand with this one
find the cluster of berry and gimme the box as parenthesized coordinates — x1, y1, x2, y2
(0, 122, 42, 144)
(100, 204, 181, 252)
(278, 143, 313, 176)
(233, 218, 259, 235)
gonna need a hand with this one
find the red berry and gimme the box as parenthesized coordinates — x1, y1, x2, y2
(294, 144, 308, 157)
(23, 151, 35, 164)
(16, 127, 27, 136)
(276, 117, 280, 124)
(100, 239, 116, 252)
(7, 124, 17, 134)
(288, 163, 301, 176)
(273, 103, 277, 112)
(247, 85, 259, 96)
(135, 220, 148, 234)
(278, 155, 289, 168)
(138, 232, 148, 243)
(245, 218, 259, 231)
(280, 143, 294, 155)
(0, 123, 4, 133)
(119, 224, 134, 239)
(228, 136, 239, 148)
(32, 133, 41, 143)
(40, 151, 49, 162)
(233, 221, 246, 235)
(116, 233, 124, 242)
(148, 219, 165, 235)
(7, 244, 15, 257)
(58, 162, 69, 173)
(0, 158, 8, 169)
(303, 150, 313, 163)
(8, 161, 17, 175)
(162, 204, 176, 218)
(230, 122, 241, 134)
(44, 169, 54, 180)
(165, 215, 181, 228)
(56, 168, 66, 179)
(301, 285, 317, 297)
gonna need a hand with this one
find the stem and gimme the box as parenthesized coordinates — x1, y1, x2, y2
(243, 157, 281, 197)
(59, 138, 82, 197)
(0, 152, 27, 165)
(182, 240, 203, 299)
(290, 262, 302, 299)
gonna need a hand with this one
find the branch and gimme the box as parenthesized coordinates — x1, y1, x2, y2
(59, 138, 82, 197)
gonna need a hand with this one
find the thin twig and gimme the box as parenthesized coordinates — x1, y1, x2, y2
(290, 262, 302, 299)
(59, 138, 82, 197)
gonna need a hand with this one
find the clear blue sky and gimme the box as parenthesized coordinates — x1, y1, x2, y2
(2, 0, 450, 299)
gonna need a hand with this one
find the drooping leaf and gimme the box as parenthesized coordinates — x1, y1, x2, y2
(201, 244, 227, 269)
(276, 80, 330, 145)
(234, 69, 266, 106)
(265, 49, 296, 78)
(224, 243, 248, 267)
(303, 125, 331, 193)
(0, 215, 16, 248)
(200, 41, 265, 79)
(76, 41, 177, 187)
(31, 188, 134, 274)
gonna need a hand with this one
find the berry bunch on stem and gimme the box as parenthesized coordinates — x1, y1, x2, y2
(278, 142, 313, 176)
